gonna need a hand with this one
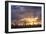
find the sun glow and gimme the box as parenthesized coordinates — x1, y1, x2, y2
(19, 16, 41, 26)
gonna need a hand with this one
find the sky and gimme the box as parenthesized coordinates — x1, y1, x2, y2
(11, 5, 41, 21)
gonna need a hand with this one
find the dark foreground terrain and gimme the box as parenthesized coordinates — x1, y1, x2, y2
(11, 24, 41, 29)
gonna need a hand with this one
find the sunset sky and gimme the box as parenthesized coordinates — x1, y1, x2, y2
(11, 5, 41, 21)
